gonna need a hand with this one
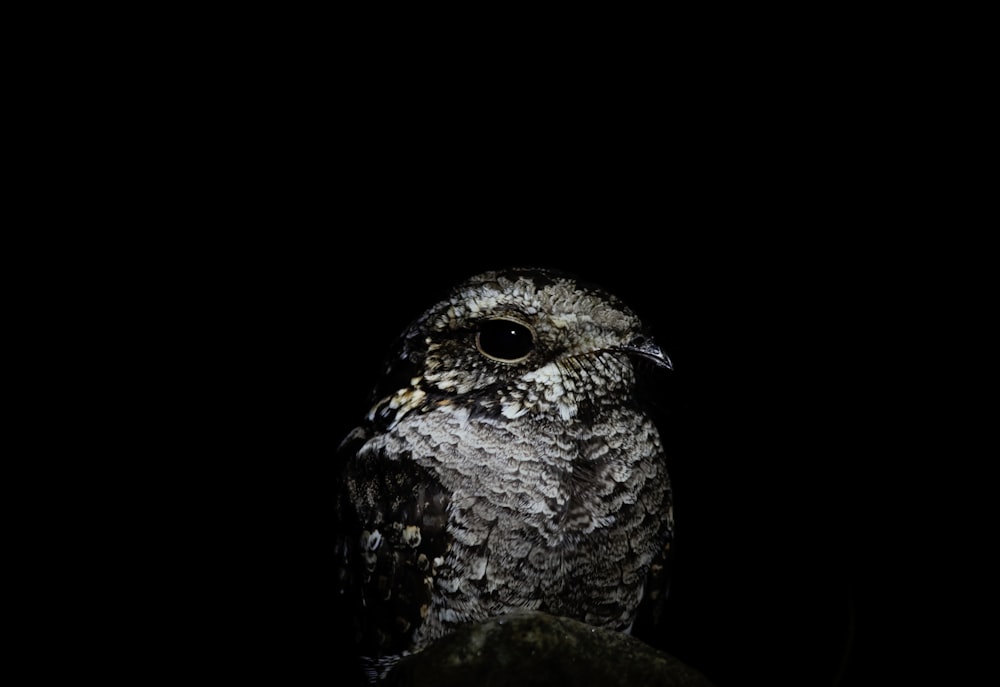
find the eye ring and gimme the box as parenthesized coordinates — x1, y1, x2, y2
(475, 316, 536, 363)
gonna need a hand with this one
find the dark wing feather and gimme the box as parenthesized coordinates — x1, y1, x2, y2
(335, 427, 451, 667)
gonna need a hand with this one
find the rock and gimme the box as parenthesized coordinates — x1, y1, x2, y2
(386, 611, 715, 687)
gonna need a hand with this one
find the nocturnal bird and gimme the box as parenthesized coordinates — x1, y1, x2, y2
(335, 267, 674, 682)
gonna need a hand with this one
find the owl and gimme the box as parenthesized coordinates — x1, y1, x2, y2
(335, 267, 674, 682)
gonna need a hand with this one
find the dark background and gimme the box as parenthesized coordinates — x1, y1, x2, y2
(158, 55, 954, 684)
(61, 16, 981, 684)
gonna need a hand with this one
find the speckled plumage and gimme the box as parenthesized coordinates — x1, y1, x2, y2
(335, 268, 674, 682)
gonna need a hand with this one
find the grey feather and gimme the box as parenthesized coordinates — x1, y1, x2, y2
(335, 268, 674, 682)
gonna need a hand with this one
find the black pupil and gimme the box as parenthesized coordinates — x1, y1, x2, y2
(478, 319, 534, 361)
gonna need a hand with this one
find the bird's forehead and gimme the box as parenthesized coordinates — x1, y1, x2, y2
(422, 270, 640, 336)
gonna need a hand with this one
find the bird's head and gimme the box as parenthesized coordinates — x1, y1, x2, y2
(367, 268, 671, 429)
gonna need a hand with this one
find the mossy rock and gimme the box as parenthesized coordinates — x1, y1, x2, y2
(387, 611, 714, 687)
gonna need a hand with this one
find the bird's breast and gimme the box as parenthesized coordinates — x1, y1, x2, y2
(373, 402, 664, 543)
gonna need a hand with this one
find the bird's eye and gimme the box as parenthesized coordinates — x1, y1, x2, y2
(475, 317, 535, 363)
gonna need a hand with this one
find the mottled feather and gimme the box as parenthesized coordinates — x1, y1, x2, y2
(335, 268, 674, 682)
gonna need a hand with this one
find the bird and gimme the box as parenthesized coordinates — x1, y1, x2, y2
(334, 267, 674, 683)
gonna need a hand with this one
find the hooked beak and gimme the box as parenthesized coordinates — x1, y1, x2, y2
(621, 336, 673, 371)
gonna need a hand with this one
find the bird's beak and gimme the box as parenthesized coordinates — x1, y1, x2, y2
(621, 336, 673, 371)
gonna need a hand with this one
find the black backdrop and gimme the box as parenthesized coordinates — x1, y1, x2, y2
(85, 24, 970, 686)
